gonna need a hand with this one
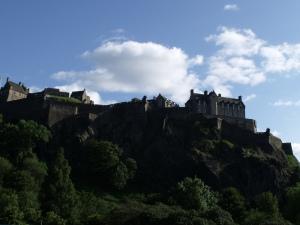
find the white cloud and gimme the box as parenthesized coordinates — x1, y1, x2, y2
(205, 27, 265, 57)
(203, 27, 266, 96)
(188, 55, 204, 66)
(292, 143, 300, 161)
(203, 27, 300, 96)
(261, 43, 300, 73)
(272, 130, 281, 137)
(244, 94, 257, 102)
(224, 4, 239, 11)
(55, 83, 115, 105)
(273, 100, 300, 107)
(29, 86, 43, 93)
(52, 27, 300, 104)
(53, 41, 203, 104)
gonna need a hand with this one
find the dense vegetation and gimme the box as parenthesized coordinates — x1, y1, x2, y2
(0, 113, 300, 225)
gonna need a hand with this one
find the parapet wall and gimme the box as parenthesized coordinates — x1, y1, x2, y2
(47, 102, 78, 127)
(221, 120, 285, 151)
(0, 98, 48, 124)
(0, 98, 112, 127)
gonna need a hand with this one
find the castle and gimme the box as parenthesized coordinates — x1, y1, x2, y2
(0, 79, 255, 131)
(0, 78, 292, 154)
(0, 78, 93, 104)
(186, 89, 245, 118)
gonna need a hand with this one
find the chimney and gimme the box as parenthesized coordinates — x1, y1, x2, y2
(204, 90, 208, 95)
(238, 96, 242, 101)
(190, 89, 194, 96)
(218, 93, 221, 97)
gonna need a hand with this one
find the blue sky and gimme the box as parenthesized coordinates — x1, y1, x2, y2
(1, 1, 300, 157)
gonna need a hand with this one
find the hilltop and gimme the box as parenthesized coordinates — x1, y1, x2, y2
(0, 79, 299, 225)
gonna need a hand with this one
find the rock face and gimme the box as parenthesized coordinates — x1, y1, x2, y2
(53, 106, 297, 198)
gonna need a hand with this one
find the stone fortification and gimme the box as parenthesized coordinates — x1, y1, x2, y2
(0, 79, 292, 153)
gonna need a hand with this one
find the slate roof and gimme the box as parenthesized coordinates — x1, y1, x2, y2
(71, 90, 85, 97)
(5, 81, 28, 94)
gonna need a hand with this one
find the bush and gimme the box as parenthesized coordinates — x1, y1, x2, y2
(0, 189, 25, 225)
(220, 187, 246, 223)
(44, 211, 66, 225)
(84, 139, 137, 189)
(284, 182, 300, 224)
(255, 192, 279, 216)
(173, 177, 218, 210)
(0, 157, 13, 184)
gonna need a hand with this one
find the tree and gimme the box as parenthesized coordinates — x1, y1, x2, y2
(244, 192, 287, 225)
(6, 170, 37, 192)
(84, 139, 137, 189)
(220, 187, 246, 223)
(255, 192, 279, 216)
(285, 182, 300, 225)
(0, 156, 13, 185)
(109, 162, 129, 190)
(0, 120, 51, 160)
(85, 139, 121, 173)
(43, 211, 66, 225)
(173, 177, 218, 210)
(21, 156, 48, 186)
(0, 189, 25, 225)
(44, 148, 79, 224)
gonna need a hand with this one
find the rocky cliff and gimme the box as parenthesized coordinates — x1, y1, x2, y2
(53, 106, 299, 198)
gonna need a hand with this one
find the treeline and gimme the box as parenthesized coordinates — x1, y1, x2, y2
(0, 115, 300, 225)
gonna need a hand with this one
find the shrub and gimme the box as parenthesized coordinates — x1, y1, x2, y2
(173, 177, 218, 210)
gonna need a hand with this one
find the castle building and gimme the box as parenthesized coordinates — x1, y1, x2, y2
(29, 88, 70, 100)
(185, 90, 245, 118)
(148, 94, 178, 109)
(71, 89, 93, 104)
(0, 79, 29, 102)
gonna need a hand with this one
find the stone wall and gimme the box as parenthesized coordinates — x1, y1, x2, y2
(0, 98, 48, 124)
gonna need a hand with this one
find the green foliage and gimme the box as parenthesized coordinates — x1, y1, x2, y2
(0, 107, 300, 225)
(17, 119, 51, 143)
(124, 157, 137, 179)
(44, 148, 79, 224)
(0, 189, 25, 225)
(0, 156, 13, 185)
(197, 139, 216, 152)
(48, 95, 82, 104)
(78, 191, 118, 224)
(285, 182, 300, 224)
(255, 192, 279, 216)
(220, 187, 246, 223)
(0, 120, 51, 161)
(85, 139, 121, 172)
(6, 170, 37, 192)
(84, 139, 137, 190)
(110, 162, 129, 189)
(220, 139, 235, 150)
(173, 177, 218, 210)
(203, 207, 236, 225)
(21, 156, 48, 186)
(243, 192, 289, 225)
(18, 190, 41, 223)
(43, 211, 66, 225)
(287, 155, 299, 171)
